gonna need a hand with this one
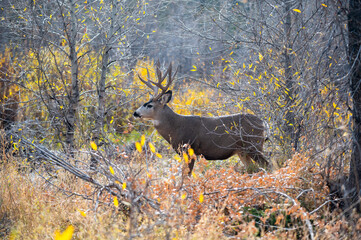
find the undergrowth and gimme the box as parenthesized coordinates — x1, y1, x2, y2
(0, 152, 360, 239)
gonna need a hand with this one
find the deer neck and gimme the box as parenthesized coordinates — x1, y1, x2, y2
(153, 105, 180, 143)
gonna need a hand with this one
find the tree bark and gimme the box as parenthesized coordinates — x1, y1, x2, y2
(90, 0, 117, 170)
(347, 0, 361, 209)
(283, 0, 297, 154)
(65, 0, 79, 156)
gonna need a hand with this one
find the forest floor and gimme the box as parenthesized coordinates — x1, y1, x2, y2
(1, 149, 360, 240)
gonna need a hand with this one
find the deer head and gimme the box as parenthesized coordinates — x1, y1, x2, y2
(133, 62, 177, 121)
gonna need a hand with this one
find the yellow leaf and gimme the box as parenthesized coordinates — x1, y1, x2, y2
(77, 209, 86, 217)
(321, 3, 327, 7)
(199, 193, 204, 203)
(114, 196, 119, 207)
(122, 182, 126, 190)
(109, 166, 115, 175)
(183, 152, 189, 164)
(259, 52, 263, 61)
(188, 148, 194, 156)
(293, 9, 301, 13)
(135, 142, 142, 153)
(174, 155, 182, 162)
(156, 152, 162, 158)
(192, 171, 197, 179)
(148, 142, 156, 153)
(181, 193, 187, 200)
(54, 225, 74, 240)
(190, 65, 197, 72)
(90, 141, 97, 151)
(140, 135, 146, 146)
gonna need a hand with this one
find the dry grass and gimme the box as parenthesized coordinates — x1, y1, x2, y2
(0, 160, 128, 239)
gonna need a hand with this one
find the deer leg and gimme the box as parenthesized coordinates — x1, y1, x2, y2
(188, 158, 195, 176)
(237, 153, 258, 173)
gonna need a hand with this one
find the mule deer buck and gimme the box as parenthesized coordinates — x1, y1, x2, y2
(133, 63, 271, 175)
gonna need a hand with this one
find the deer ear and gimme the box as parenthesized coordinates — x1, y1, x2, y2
(160, 90, 172, 105)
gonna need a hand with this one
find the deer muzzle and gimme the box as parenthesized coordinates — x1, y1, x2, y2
(133, 111, 141, 118)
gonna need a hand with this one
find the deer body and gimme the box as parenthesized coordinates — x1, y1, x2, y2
(133, 63, 270, 174)
(152, 105, 265, 161)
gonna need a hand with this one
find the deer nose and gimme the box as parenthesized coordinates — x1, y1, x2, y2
(133, 111, 141, 118)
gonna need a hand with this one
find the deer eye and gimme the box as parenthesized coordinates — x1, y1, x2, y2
(146, 104, 153, 109)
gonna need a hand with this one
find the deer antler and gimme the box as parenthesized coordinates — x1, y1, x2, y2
(138, 68, 158, 97)
(138, 62, 178, 101)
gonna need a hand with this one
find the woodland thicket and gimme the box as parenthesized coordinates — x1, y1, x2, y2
(1, 0, 361, 239)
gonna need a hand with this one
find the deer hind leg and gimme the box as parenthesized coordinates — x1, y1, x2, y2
(237, 152, 259, 173)
(248, 151, 272, 171)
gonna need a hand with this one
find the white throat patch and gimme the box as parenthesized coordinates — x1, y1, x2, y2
(151, 120, 160, 126)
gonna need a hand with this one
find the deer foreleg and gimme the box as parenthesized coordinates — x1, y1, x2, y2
(188, 158, 195, 176)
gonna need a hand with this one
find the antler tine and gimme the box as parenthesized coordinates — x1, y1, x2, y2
(153, 64, 172, 89)
(138, 63, 176, 101)
(138, 68, 158, 97)
(165, 64, 178, 92)
(163, 64, 178, 92)
(156, 60, 161, 68)
(162, 63, 174, 91)
(151, 64, 174, 101)
(173, 65, 179, 78)
(156, 65, 163, 84)
(170, 65, 179, 84)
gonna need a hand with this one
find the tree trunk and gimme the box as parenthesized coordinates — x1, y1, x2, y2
(90, 0, 116, 170)
(347, 0, 361, 209)
(283, 0, 297, 154)
(65, 0, 79, 156)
